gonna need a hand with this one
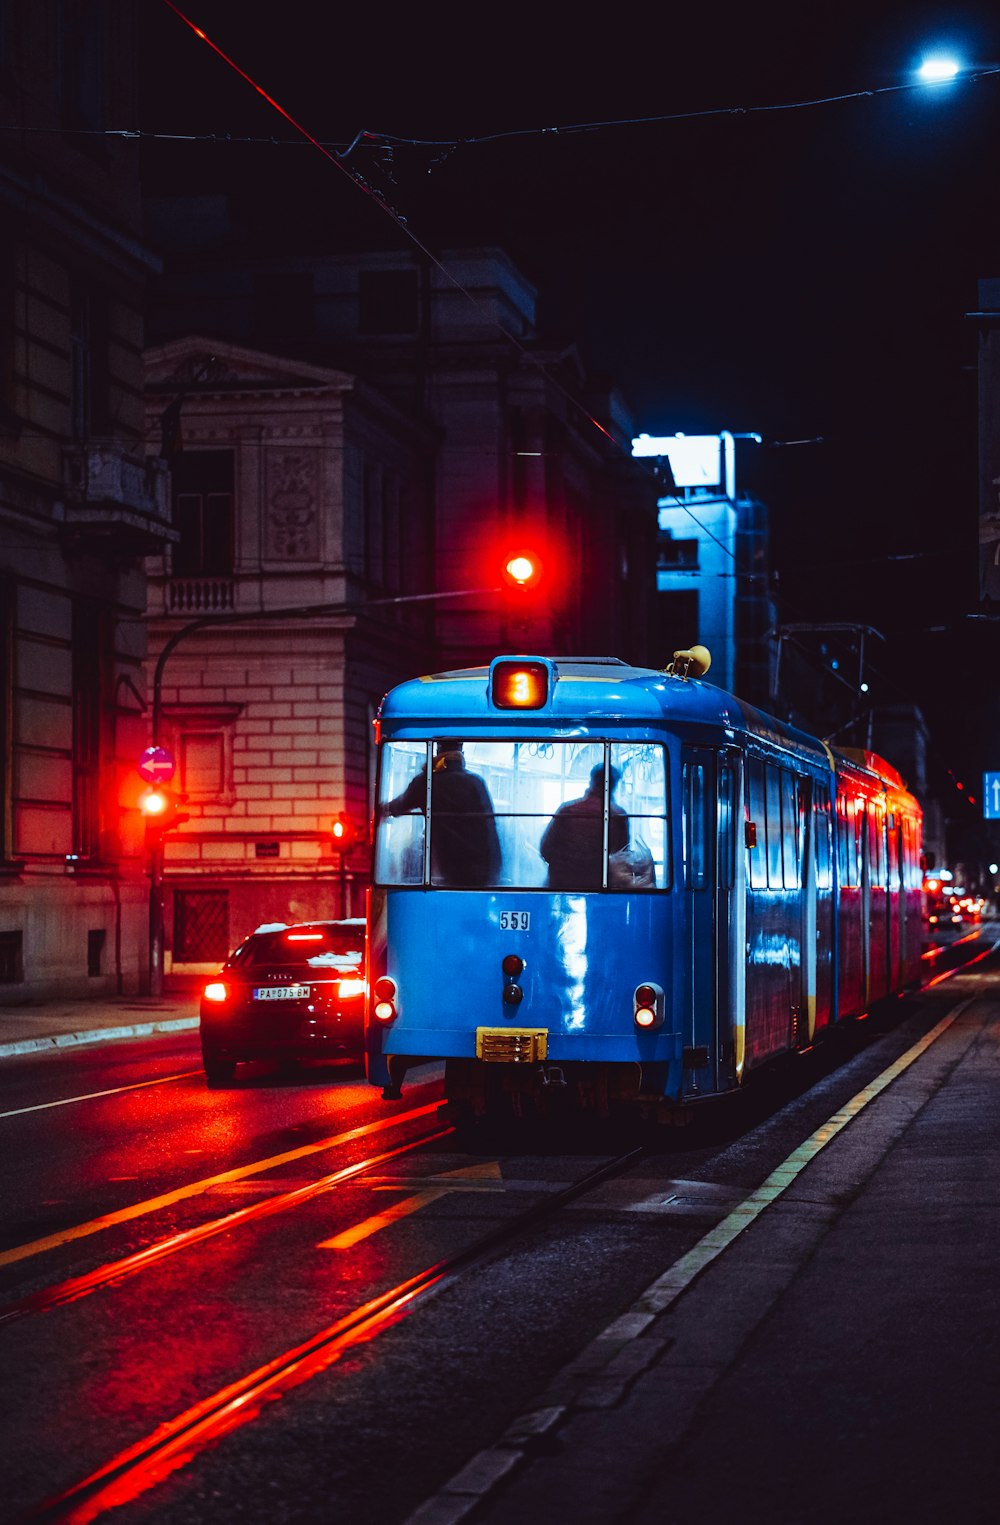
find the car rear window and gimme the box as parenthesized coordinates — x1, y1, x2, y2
(230, 927, 365, 970)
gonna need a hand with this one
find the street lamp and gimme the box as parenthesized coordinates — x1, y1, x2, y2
(917, 55, 962, 84)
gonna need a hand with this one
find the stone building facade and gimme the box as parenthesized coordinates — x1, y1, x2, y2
(0, 1, 171, 1001)
(144, 237, 658, 965)
(144, 338, 436, 971)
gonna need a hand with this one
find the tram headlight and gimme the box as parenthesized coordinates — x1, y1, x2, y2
(373, 975, 398, 1023)
(633, 981, 664, 1030)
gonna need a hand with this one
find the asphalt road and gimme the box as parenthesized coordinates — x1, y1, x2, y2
(0, 929, 992, 1523)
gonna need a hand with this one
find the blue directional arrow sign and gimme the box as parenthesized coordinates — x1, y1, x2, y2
(138, 745, 176, 784)
(984, 772, 1000, 820)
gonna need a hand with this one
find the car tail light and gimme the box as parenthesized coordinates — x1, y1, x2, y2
(373, 975, 398, 1023)
(286, 931, 324, 942)
(633, 981, 664, 1030)
(203, 982, 229, 1003)
(337, 978, 366, 999)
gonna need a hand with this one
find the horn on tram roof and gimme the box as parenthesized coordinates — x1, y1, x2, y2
(664, 644, 712, 680)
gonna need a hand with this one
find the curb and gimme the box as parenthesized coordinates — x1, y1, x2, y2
(0, 1016, 200, 1060)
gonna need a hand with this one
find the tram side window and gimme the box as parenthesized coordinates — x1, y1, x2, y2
(610, 743, 670, 890)
(814, 794, 832, 890)
(765, 766, 783, 887)
(837, 797, 850, 888)
(837, 795, 860, 889)
(870, 807, 886, 889)
(747, 759, 767, 889)
(683, 762, 707, 890)
(781, 771, 799, 889)
(373, 741, 428, 884)
(373, 738, 669, 890)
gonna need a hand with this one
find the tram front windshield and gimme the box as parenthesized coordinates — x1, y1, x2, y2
(374, 739, 669, 890)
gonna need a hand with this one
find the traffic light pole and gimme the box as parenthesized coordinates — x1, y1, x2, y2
(148, 838, 166, 997)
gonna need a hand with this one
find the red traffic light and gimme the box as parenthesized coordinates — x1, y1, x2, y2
(331, 811, 356, 849)
(502, 550, 542, 589)
(139, 784, 170, 819)
(139, 784, 189, 840)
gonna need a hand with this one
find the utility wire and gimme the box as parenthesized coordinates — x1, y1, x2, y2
(157, 0, 622, 457)
(7, 63, 999, 153)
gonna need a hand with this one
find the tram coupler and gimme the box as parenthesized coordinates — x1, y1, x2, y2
(539, 1065, 567, 1088)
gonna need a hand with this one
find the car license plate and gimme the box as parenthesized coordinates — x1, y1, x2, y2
(253, 984, 310, 1001)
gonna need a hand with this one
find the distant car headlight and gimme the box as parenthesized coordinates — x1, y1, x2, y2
(337, 978, 366, 999)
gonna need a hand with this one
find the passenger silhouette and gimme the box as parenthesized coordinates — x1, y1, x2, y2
(385, 745, 501, 887)
(540, 763, 628, 890)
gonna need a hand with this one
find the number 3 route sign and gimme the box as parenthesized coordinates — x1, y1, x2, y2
(984, 772, 1000, 820)
(138, 745, 176, 784)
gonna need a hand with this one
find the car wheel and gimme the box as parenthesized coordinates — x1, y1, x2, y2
(202, 1048, 237, 1088)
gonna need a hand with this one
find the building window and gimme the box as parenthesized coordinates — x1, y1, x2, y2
(56, 0, 106, 135)
(358, 270, 419, 335)
(172, 452, 234, 576)
(173, 889, 229, 964)
(0, 930, 23, 983)
(254, 272, 313, 343)
(72, 602, 103, 858)
(87, 929, 105, 977)
(363, 461, 382, 585)
(658, 538, 699, 569)
(0, 233, 16, 416)
(181, 731, 225, 797)
(69, 277, 110, 439)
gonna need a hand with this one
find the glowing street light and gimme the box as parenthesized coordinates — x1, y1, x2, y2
(917, 55, 962, 84)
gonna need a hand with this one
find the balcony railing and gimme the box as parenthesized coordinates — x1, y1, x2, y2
(167, 578, 236, 613)
(62, 441, 174, 551)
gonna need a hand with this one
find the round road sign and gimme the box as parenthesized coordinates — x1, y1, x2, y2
(138, 745, 176, 783)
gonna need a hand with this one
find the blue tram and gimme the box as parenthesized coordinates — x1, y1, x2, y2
(365, 651, 923, 1123)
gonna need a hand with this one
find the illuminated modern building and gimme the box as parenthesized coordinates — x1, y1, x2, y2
(632, 430, 775, 702)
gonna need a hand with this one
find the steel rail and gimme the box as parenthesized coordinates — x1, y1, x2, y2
(0, 1126, 454, 1328)
(19, 1143, 645, 1524)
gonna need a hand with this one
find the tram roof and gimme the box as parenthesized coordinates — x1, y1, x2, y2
(378, 656, 837, 767)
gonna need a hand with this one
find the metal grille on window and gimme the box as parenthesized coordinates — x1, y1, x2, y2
(173, 890, 229, 963)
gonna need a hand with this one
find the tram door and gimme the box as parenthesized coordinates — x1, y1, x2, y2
(681, 747, 742, 1095)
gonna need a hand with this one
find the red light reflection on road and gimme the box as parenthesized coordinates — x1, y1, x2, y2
(36, 1264, 449, 1524)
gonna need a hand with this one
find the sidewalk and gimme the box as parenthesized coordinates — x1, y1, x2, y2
(411, 980, 1000, 1525)
(0, 980, 199, 1059)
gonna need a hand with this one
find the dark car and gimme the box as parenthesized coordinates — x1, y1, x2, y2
(199, 918, 367, 1086)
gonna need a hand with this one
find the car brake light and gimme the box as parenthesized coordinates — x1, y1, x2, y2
(337, 978, 366, 999)
(286, 931, 324, 942)
(203, 982, 229, 1003)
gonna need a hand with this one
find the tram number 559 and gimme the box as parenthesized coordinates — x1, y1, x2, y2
(499, 911, 531, 932)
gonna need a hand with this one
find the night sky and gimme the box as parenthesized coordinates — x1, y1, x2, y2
(140, 1, 1000, 801)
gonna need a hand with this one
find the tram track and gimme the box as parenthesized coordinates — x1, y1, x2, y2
(17, 1142, 646, 1524)
(0, 1125, 454, 1327)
